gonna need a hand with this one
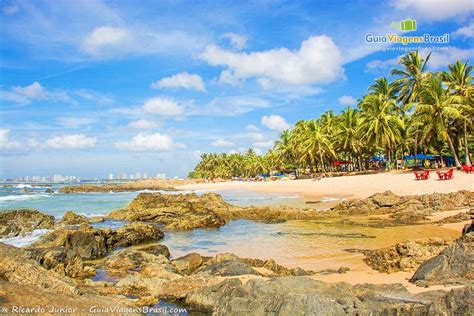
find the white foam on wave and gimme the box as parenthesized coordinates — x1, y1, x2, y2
(16, 183, 33, 189)
(78, 212, 108, 218)
(0, 194, 51, 202)
(0, 229, 50, 247)
(320, 197, 340, 202)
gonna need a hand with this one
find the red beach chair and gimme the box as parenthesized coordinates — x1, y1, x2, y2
(446, 168, 454, 180)
(436, 170, 445, 180)
(422, 170, 430, 180)
(414, 171, 422, 180)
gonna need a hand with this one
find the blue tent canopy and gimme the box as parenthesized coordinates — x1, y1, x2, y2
(370, 156, 385, 162)
(404, 154, 437, 160)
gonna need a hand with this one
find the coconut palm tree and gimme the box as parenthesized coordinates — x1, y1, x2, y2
(415, 76, 463, 168)
(391, 51, 431, 104)
(441, 60, 473, 165)
(358, 93, 405, 169)
(335, 107, 362, 169)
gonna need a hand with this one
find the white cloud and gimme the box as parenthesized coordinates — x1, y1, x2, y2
(13, 82, 47, 100)
(43, 134, 97, 149)
(128, 119, 158, 129)
(428, 47, 474, 70)
(338, 95, 357, 106)
(391, 0, 474, 21)
(201, 35, 344, 86)
(115, 132, 183, 151)
(252, 140, 274, 148)
(246, 124, 260, 132)
(190, 96, 270, 116)
(82, 26, 130, 54)
(453, 22, 474, 38)
(222, 33, 247, 50)
(261, 115, 290, 132)
(211, 138, 235, 148)
(0, 129, 22, 150)
(143, 97, 185, 116)
(365, 57, 399, 73)
(57, 117, 96, 128)
(151, 72, 205, 91)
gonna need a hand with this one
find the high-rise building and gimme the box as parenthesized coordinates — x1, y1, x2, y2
(143, 172, 148, 179)
(156, 173, 166, 179)
(134, 172, 141, 179)
(109, 173, 114, 180)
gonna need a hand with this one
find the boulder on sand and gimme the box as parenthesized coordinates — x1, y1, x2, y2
(0, 209, 55, 237)
(410, 232, 473, 286)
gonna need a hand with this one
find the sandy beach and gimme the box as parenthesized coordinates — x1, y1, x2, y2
(178, 170, 474, 200)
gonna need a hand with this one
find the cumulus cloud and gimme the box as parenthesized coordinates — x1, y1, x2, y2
(13, 82, 47, 100)
(115, 132, 183, 151)
(82, 26, 130, 54)
(201, 35, 344, 87)
(365, 57, 399, 73)
(261, 115, 290, 132)
(0, 129, 22, 150)
(338, 95, 357, 106)
(453, 22, 474, 38)
(245, 124, 260, 132)
(143, 97, 185, 116)
(1, 82, 76, 105)
(252, 140, 274, 148)
(211, 138, 235, 148)
(391, 0, 474, 21)
(222, 33, 247, 50)
(151, 72, 205, 91)
(128, 119, 158, 129)
(43, 134, 97, 149)
(428, 47, 474, 69)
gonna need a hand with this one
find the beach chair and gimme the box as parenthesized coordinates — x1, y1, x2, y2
(436, 170, 445, 180)
(422, 170, 430, 180)
(446, 168, 454, 180)
(414, 171, 422, 180)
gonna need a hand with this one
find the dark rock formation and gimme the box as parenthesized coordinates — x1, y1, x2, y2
(108, 192, 319, 230)
(363, 238, 449, 273)
(57, 211, 89, 226)
(410, 232, 473, 286)
(0, 209, 55, 237)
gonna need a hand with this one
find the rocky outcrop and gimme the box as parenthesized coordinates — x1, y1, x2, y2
(410, 232, 473, 286)
(172, 253, 205, 275)
(58, 179, 200, 193)
(108, 192, 319, 230)
(29, 222, 164, 260)
(363, 238, 449, 273)
(57, 211, 89, 226)
(329, 190, 474, 225)
(436, 211, 471, 224)
(0, 209, 55, 237)
(184, 277, 440, 315)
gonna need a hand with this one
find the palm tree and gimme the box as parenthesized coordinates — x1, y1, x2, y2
(335, 107, 362, 169)
(358, 93, 405, 169)
(415, 76, 463, 168)
(442, 60, 473, 165)
(391, 51, 431, 104)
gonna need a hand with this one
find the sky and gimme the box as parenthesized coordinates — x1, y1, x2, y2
(0, 0, 473, 178)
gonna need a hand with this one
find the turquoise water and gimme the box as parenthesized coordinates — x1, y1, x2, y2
(0, 183, 299, 219)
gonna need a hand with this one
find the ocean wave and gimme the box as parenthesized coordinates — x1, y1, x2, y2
(16, 184, 33, 189)
(0, 194, 51, 202)
(0, 229, 50, 247)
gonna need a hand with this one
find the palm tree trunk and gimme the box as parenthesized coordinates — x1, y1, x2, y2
(446, 132, 462, 168)
(464, 120, 471, 166)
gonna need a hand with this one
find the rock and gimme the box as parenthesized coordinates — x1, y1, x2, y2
(0, 242, 76, 294)
(108, 192, 319, 230)
(410, 232, 473, 286)
(185, 276, 434, 315)
(172, 253, 204, 275)
(137, 244, 171, 258)
(329, 190, 474, 226)
(58, 211, 89, 226)
(196, 260, 260, 276)
(0, 209, 55, 237)
(45, 188, 54, 193)
(364, 238, 449, 273)
(426, 285, 474, 314)
(30, 222, 164, 260)
(338, 266, 350, 274)
(436, 211, 471, 224)
(28, 246, 96, 279)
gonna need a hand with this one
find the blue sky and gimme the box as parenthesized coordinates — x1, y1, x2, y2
(1, 0, 473, 178)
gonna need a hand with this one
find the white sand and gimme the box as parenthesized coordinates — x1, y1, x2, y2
(178, 170, 474, 199)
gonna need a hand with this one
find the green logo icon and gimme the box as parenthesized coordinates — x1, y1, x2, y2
(391, 19, 417, 32)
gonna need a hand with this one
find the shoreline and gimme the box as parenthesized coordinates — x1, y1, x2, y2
(177, 171, 474, 199)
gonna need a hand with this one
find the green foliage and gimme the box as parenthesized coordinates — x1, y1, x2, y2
(191, 51, 473, 179)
